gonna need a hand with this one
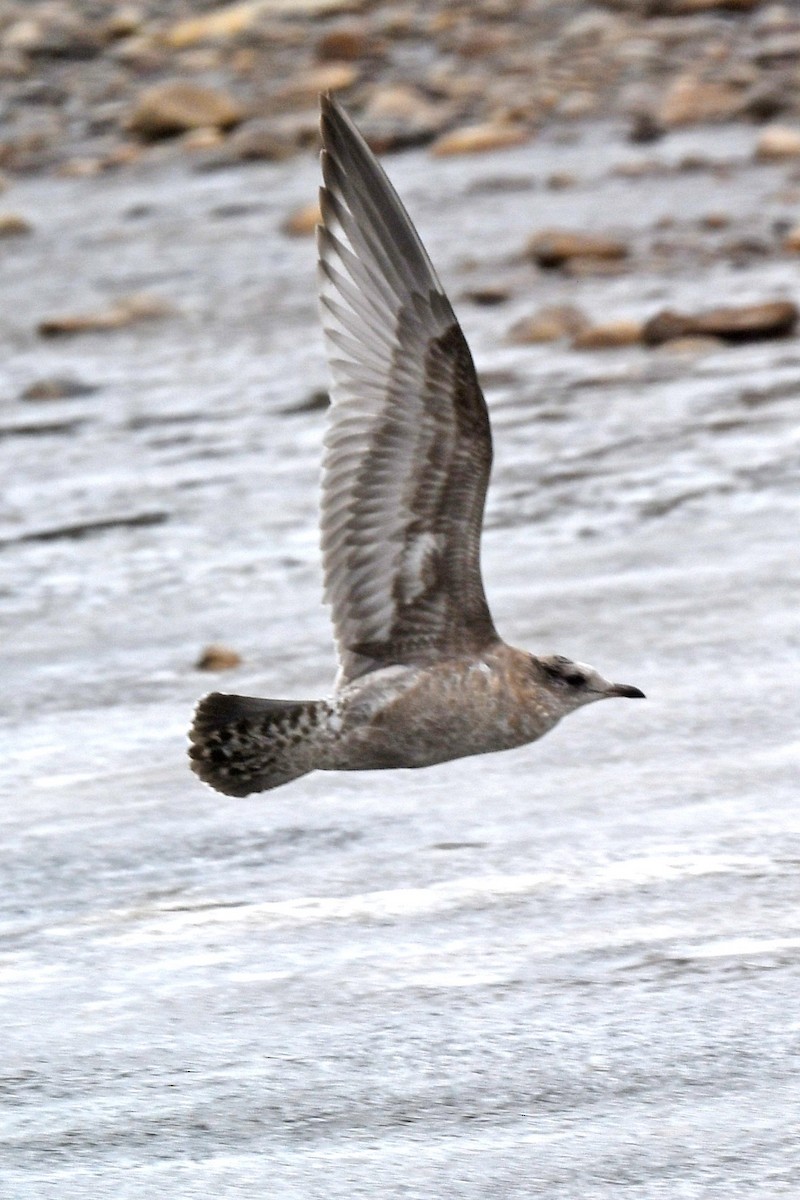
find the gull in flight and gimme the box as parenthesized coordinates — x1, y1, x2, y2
(189, 95, 644, 796)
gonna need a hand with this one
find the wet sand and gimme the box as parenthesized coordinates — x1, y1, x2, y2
(2, 120, 800, 1196)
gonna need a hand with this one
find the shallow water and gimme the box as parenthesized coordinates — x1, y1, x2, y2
(2, 122, 799, 1197)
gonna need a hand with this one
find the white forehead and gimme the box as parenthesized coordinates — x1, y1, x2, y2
(546, 655, 603, 682)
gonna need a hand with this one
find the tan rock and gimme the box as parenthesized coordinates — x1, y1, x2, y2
(545, 171, 577, 190)
(168, 0, 363, 46)
(104, 143, 143, 168)
(0, 213, 32, 237)
(656, 335, 725, 355)
(700, 212, 730, 230)
(527, 229, 628, 269)
(558, 91, 598, 120)
(566, 257, 628, 279)
(2, 12, 105, 58)
(223, 120, 295, 163)
(613, 159, 663, 180)
(2, 19, 43, 51)
(359, 84, 452, 151)
(21, 376, 99, 400)
(365, 84, 434, 123)
(38, 294, 174, 338)
(58, 157, 103, 179)
(431, 122, 530, 158)
(255, 0, 364, 15)
(167, 3, 258, 47)
(573, 320, 643, 350)
(195, 644, 242, 671)
(316, 24, 378, 62)
(653, 0, 760, 11)
(783, 224, 800, 252)
(659, 74, 742, 127)
(282, 200, 322, 237)
(280, 388, 330, 415)
(181, 127, 226, 152)
(643, 301, 797, 345)
(463, 285, 511, 307)
(103, 7, 143, 39)
(508, 304, 588, 344)
(755, 125, 800, 161)
(127, 82, 244, 140)
(276, 63, 358, 104)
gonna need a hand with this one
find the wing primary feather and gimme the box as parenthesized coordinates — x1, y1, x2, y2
(319, 100, 444, 300)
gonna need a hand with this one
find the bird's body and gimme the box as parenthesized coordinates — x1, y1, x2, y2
(189, 96, 644, 797)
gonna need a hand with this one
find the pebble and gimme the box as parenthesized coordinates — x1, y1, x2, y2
(527, 229, 628, 269)
(573, 320, 643, 350)
(276, 64, 358, 105)
(364, 83, 443, 126)
(58, 156, 104, 178)
(316, 25, 380, 62)
(545, 171, 578, 190)
(280, 389, 330, 415)
(127, 82, 245, 140)
(643, 301, 798, 345)
(220, 119, 296, 163)
(166, 4, 259, 49)
(656, 0, 761, 11)
(463, 285, 511, 307)
(700, 212, 731, 230)
(20, 376, 100, 401)
(430, 122, 530, 158)
(0, 213, 32, 237)
(628, 111, 665, 145)
(281, 201, 322, 237)
(103, 7, 143, 40)
(359, 84, 453, 151)
(507, 304, 588, 344)
(655, 334, 726, 355)
(659, 75, 742, 127)
(4, 13, 105, 59)
(783, 224, 800, 252)
(755, 124, 800, 160)
(180, 127, 226, 153)
(38, 294, 174, 338)
(165, 0, 354, 52)
(195, 644, 243, 672)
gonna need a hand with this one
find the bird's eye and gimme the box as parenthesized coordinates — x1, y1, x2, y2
(541, 662, 584, 688)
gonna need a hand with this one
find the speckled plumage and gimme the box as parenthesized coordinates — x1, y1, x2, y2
(188, 96, 644, 798)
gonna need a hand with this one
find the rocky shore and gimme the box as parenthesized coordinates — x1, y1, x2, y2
(2, 0, 800, 180)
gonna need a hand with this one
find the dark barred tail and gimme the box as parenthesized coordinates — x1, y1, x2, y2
(188, 692, 329, 796)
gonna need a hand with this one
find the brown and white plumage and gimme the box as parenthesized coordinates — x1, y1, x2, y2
(317, 96, 496, 683)
(188, 96, 644, 798)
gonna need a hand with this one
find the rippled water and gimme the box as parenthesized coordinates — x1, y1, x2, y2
(2, 123, 799, 1197)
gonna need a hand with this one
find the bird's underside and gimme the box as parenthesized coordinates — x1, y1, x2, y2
(188, 95, 644, 798)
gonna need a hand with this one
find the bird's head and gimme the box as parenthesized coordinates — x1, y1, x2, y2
(535, 654, 645, 713)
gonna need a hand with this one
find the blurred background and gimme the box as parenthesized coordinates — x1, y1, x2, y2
(2, 0, 800, 172)
(2, 3, 800, 1198)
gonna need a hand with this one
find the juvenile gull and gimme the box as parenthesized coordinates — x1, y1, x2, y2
(189, 96, 644, 797)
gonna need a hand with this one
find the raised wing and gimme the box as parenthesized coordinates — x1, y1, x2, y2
(318, 95, 497, 683)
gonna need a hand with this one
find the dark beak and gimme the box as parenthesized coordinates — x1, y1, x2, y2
(607, 683, 646, 699)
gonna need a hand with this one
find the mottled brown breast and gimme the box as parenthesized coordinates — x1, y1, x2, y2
(341, 644, 563, 770)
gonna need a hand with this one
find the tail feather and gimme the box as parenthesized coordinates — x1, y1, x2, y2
(188, 692, 327, 796)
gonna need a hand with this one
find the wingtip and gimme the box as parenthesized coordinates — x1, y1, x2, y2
(319, 91, 344, 140)
(319, 92, 368, 161)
